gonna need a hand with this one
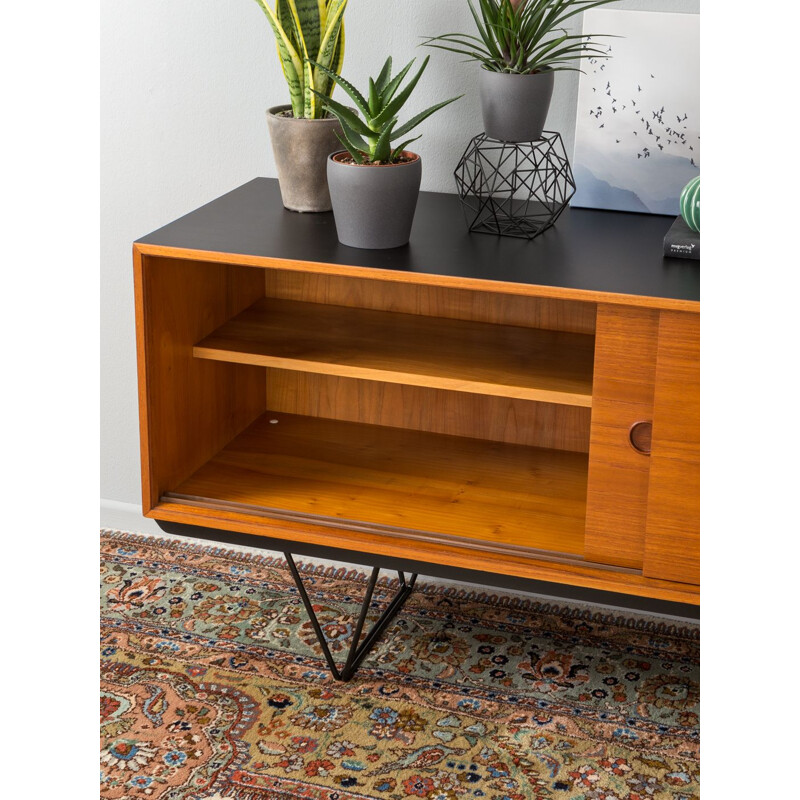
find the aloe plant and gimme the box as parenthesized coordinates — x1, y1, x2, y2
(310, 56, 461, 164)
(422, 0, 619, 74)
(252, 0, 347, 118)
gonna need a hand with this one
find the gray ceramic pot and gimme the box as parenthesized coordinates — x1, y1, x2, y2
(479, 69, 555, 142)
(267, 105, 344, 212)
(327, 152, 422, 249)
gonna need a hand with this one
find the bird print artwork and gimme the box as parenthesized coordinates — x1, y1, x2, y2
(571, 8, 699, 215)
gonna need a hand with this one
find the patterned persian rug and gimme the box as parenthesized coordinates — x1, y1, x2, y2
(100, 530, 699, 800)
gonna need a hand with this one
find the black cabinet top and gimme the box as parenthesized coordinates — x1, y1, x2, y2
(137, 177, 699, 304)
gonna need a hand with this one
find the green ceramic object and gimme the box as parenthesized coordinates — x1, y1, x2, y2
(680, 176, 700, 232)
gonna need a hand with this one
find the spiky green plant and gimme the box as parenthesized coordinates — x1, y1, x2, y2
(309, 56, 461, 164)
(252, 0, 347, 118)
(422, 0, 619, 74)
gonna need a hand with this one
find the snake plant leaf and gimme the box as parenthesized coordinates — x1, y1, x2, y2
(314, 8, 346, 99)
(311, 60, 370, 118)
(371, 56, 431, 129)
(375, 57, 393, 95)
(276, 0, 299, 51)
(392, 95, 463, 140)
(303, 56, 316, 118)
(315, 0, 348, 72)
(282, 0, 314, 115)
(332, 21, 345, 73)
(284, 0, 310, 70)
(254, 0, 304, 115)
(256, 0, 347, 117)
(313, 91, 374, 137)
(254, 0, 303, 76)
(274, 41, 305, 115)
(288, 0, 322, 66)
(315, 21, 344, 99)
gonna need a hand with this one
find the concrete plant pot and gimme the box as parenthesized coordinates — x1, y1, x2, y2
(267, 105, 344, 212)
(479, 69, 555, 142)
(327, 152, 422, 249)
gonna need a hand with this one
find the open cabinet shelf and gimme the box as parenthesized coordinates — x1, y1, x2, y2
(164, 412, 589, 559)
(193, 297, 595, 407)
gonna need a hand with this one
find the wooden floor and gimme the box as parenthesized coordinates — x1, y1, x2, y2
(193, 298, 595, 407)
(168, 413, 589, 557)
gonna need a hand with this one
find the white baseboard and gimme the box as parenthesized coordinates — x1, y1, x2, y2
(100, 499, 163, 536)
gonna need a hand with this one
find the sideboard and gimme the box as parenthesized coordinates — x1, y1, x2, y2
(134, 178, 699, 615)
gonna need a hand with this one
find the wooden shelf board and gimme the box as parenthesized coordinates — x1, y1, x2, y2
(193, 298, 595, 407)
(168, 412, 589, 557)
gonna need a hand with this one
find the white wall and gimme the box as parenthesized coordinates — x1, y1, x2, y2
(101, 0, 698, 518)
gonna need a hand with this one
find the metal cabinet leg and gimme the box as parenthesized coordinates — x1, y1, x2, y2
(284, 553, 417, 681)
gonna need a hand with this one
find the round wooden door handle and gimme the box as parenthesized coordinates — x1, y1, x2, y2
(629, 421, 653, 455)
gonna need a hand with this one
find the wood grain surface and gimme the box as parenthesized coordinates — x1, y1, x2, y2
(194, 297, 596, 407)
(643, 311, 700, 584)
(584, 305, 660, 568)
(133, 254, 266, 510)
(263, 269, 598, 334)
(168, 412, 589, 557)
(266, 371, 592, 453)
(148, 500, 700, 604)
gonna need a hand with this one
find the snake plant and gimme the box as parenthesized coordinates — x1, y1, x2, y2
(252, 0, 347, 119)
(310, 56, 461, 164)
(422, 0, 619, 74)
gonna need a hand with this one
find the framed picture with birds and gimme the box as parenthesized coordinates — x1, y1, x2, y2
(570, 9, 699, 215)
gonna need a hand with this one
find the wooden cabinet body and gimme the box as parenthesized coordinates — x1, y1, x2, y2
(134, 180, 700, 605)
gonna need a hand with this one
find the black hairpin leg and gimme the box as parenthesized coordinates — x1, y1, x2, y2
(284, 553, 418, 682)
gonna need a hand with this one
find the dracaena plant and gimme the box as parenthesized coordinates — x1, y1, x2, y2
(423, 0, 619, 74)
(252, 0, 347, 118)
(310, 56, 461, 164)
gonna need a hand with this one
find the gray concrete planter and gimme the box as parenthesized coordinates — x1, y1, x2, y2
(267, 105, 343, 212)
(327, 152, 422, 249)
(479, 69, 555, 142)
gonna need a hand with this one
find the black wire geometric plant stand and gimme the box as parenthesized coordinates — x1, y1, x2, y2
(284, 552, 418, 682)
(454, 131, 576, 240)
